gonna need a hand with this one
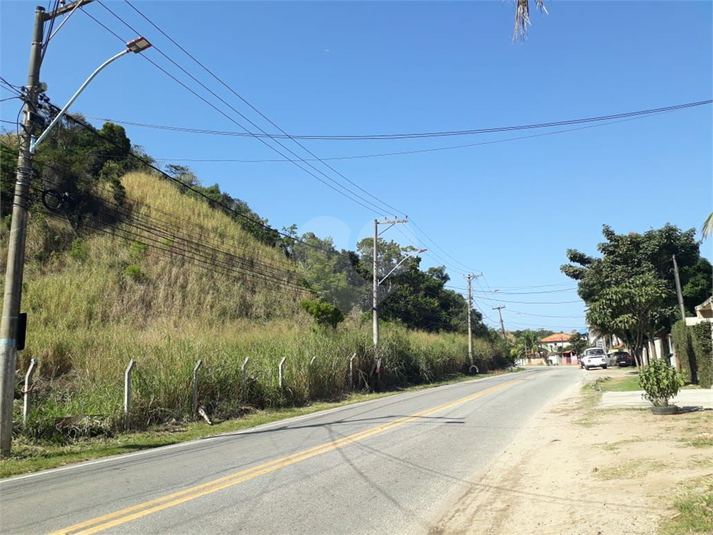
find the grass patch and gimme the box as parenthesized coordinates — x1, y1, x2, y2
(660, 475, 713, 535)
(682, 432, 713, 449)
(593, 459, 666, 480)
(1, 369, 516, 478)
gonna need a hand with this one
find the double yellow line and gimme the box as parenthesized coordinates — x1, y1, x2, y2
(51, 378, 520, 535)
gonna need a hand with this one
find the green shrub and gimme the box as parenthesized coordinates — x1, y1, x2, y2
(123, 265, 143, 281)
(639, 358, 684, 407)
(691, 322, 712, 389)
(129, 240, 148, 261)
(672, 320, 696, 383)
(69, 238, 89, 262)
(300, 298, 344, 328)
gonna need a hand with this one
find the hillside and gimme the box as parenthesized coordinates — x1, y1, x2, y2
(2, 144, 506, 441)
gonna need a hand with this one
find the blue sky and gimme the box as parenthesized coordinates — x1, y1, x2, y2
(1, 1, 711, 332)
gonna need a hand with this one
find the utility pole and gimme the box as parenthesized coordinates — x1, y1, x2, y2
(0, 0, 96, 456)
(672, 255, 686, 321)
(492, 305, 507, 339)
(465, 273, 482, 366)
(0, 5, 46, 457)
(372, 217, 408, 358)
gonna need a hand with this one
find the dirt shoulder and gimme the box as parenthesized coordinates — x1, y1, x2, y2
(432, 368, 713, 535)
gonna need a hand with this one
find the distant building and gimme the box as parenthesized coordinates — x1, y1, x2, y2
(539, 332, 575, 365)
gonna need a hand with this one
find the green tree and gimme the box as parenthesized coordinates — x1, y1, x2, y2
(561, 225, 704, 365)
(568, 332, 588, 356)
(292, 233, 367, 314)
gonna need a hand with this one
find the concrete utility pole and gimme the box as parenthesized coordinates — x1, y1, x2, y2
(372, 217, 409, 358)
(672, 254, 686, 321)
(0, 5, 46, 457)
(492, 305, 507, 339)
(0, 0, 99, 456)
(465, 273, 482, 365)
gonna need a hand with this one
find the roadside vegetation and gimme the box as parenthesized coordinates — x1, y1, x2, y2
(578, 373, 713, 534)
(1, 117, 511, 462)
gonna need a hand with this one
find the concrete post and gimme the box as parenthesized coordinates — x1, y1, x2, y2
(349, 353, 357, 389)
(22, 359, 38, 426)
(241, 357, 250, 388)
(192, 359, 203, 416)
(124, 360, 136, 428)
(278, 357, 286, 389)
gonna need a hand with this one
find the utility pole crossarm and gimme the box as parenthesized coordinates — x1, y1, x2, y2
(46, 0, 97, 20)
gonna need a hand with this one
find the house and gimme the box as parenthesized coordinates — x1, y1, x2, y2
(686, 296, 713, 326)
(539, 332, 576, 365)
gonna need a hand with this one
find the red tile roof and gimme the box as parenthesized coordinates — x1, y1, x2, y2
(540, 333, 571, 343)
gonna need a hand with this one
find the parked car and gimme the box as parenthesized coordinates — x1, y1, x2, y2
(580, 348, 607, 370)
(611, 351, 634, 367)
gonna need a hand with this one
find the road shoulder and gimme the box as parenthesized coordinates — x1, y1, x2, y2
(431, 368, 713, 535)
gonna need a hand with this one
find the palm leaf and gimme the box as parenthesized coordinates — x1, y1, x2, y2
(513, 0, 548, 42)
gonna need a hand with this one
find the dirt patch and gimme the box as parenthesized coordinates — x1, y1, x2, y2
(432, 372, 713, 535)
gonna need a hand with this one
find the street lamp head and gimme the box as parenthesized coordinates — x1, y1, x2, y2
(417, 248, 427, 254)
(126, 37, 151, 54)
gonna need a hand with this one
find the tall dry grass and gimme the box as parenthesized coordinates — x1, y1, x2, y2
(2, 173, 507, 441)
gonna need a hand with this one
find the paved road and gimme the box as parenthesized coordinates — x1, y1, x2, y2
(1, 367, 579, 534)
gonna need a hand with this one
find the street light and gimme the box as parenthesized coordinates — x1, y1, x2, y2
(30, 37, 152, 153)
(378, 249, 427, 286)
(372, 247, 427, 375)
(0, 35, 151, 455)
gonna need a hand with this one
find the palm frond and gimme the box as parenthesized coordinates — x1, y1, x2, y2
(513, 0, 548, 42)
(702, 212, 713, 240)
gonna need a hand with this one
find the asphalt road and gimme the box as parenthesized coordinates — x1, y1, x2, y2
(1, 366, 579, 534)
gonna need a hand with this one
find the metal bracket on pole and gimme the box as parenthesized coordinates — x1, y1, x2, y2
(241, 357, 250, 387)
(349, 353, 357, 389)
(124, 359, 136, 428)
(278, 357, 287, 389)
(192, 359, 203, 416)
(22, 358, 38, 426)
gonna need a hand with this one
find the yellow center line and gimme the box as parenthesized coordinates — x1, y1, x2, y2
(50, 378, 520, 535)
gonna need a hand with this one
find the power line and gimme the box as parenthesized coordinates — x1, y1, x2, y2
(56, 111, 336, 256)
(88, 2, 400, 218)
(121, 0, 406, 219)
(26, 193, 310, 294)
(79, 3, 479, 285)
(84, 99, 713, 141)
(475, 294, 582, 305)
(20, 155, 305, 281)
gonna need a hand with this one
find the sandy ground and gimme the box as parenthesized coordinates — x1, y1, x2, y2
(432, 367, 713, 535)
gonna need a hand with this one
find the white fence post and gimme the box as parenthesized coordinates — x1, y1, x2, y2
(192, 359, 203, 416)
(349, 353, 357, 389)
(124, 360, 136, 428)
(22, 359, 38, 425)
(241, 357, 250, 388)
(278, 357, 287, 389)
(308, 356, 317, 393)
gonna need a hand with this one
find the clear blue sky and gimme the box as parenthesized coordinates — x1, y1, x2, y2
(1, 1, 711, 332)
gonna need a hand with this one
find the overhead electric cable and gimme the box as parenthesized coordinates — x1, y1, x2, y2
(85, 99, 712, 141)
(89, 2, 399, 218)
(120, 0, 406, 218)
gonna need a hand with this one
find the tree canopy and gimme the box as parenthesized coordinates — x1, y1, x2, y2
(562, 224, 711, 363)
